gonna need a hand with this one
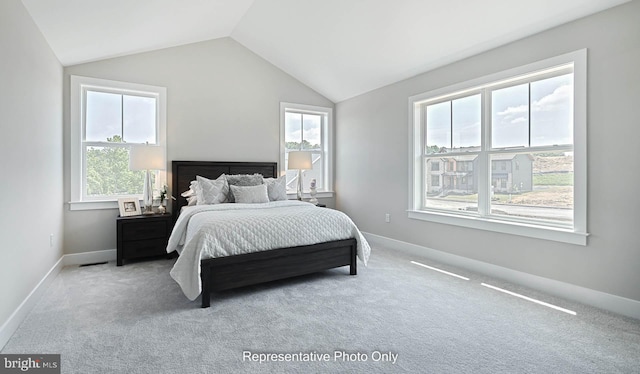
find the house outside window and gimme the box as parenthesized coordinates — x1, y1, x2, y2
(70, 76, 167, 210)
(409, 50, 587, 245)
(280, 103, 333, 196)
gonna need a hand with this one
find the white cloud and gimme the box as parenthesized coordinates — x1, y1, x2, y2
(533, 84, 572, 112)
(496, 105, 528, 127)
(497, 105, 527, 116)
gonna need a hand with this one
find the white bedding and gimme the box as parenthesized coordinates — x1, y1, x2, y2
(167, 200, 371, 300)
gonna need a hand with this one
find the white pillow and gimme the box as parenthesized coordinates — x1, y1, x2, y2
(185, 195, 197, 206)
(230, 184, 269, 204)
(181, 181, 198, 206)
(263, 176, 288, 201)
(195, 175, 229, 205)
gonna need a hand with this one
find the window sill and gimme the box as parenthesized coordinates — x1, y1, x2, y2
(68, 200, 121, 211)
(70, 193, 335, 211)
(286, 191, 334, 199)
(407, 210, 588, 246)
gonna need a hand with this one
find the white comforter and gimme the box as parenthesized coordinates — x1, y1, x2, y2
(167, 200, 371, 300)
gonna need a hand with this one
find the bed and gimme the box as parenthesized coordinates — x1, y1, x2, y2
(169, 161, 370, 308)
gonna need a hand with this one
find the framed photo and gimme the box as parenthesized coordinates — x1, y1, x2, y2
(118, 198, 141, 217)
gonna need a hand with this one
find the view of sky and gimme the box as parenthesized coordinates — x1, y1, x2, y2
(425, 73, 573, 151)
(285, 112, 322, 149)
(85, 91, 157, 144)
(426, 94, 481, 151)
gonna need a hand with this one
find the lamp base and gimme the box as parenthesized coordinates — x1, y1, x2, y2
(142, 169, 154, 215)
(296, 169, 303, 200)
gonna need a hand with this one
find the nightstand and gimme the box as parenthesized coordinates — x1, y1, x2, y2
(116, 213, 172, 266)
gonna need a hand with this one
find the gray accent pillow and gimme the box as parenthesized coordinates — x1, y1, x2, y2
(195, 175, 229, 205)
(225, 174, 264, 202)
(230, 184, 269, 204)
(263, 176, 288, 201)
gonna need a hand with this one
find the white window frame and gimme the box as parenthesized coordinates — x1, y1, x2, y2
(70, 75, 167, 211)
(280, 102, 334, 198)
(408, 50, 588, 245)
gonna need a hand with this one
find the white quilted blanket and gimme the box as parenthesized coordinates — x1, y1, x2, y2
(167, 200, 371, 300)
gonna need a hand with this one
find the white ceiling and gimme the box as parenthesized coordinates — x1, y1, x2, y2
(21, 0, 629, 102)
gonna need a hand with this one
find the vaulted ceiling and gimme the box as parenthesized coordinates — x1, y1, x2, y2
(21, 0, 629, 102)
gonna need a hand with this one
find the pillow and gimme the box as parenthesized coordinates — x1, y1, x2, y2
(195, 175, 229, 205)
(230, 184, 269, 204)
(185, 195, 197, 206)
(263, 176, 288, 201)
(225, 174, 264, 202)
(181, 181, 198, 206)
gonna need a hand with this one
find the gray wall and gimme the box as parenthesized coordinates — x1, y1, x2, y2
(63, 38, 334, 254)
(0, 0, 63, 329)
(336, 1, 640, 302)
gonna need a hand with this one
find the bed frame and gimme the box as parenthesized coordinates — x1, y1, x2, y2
(171, 161, 357, 308)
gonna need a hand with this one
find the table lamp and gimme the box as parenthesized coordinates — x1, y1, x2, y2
(129, 144, 165, 214)
(287, 151, 312, 200)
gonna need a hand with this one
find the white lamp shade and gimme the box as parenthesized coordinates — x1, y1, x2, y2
(129, 145, 165, 171)
(288, 151, 312, 170)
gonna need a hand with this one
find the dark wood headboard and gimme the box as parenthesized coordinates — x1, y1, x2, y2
(171, 161, 278, 220)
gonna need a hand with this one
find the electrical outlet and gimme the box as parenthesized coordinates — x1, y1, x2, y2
(385, 213, 390, 223)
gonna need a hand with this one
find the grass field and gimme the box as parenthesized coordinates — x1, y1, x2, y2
(533, 172, 573, 186)
(439, 185, 573, 208)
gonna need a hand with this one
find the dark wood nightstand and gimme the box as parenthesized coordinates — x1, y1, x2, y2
(116, 213, 172, 266)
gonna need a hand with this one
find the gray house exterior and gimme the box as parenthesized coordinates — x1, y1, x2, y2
(491, 154, 534, 193)
(426, 154, 533, 196)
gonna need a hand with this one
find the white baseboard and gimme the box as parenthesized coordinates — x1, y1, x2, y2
(363, 232, 640, 320)
(0, 257, 64, 350)
(63, 249, 116, 266)
(0, 249, 117, 350)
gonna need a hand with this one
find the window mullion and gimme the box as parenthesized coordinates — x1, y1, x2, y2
(477, 89, 491, 217)
(449, 101, 453, 150)
(121, 94, 124, 141)
(82, 144, 88, 200)
(419, 104, 427, 209)
(299, 113, 304, 150)
(528, 83, 532, 148)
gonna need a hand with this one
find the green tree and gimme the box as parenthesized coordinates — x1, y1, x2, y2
(285, 140, 320, 150)
(86, 135, 147, 197)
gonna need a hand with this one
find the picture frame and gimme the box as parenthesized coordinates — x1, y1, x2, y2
(117, 197, 141, 217)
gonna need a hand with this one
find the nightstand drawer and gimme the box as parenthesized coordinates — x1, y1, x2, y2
(117, 213, 172, 266)
(121, 238, 168, 259)
(122, 220, 167, 241)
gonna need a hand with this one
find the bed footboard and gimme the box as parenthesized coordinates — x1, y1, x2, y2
(200, 238, 357, 308)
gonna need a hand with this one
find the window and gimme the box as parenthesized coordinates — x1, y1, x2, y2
(409, 50, 587, 245)
(280, 103, 333, 196)
(70, 76, 167, 210)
